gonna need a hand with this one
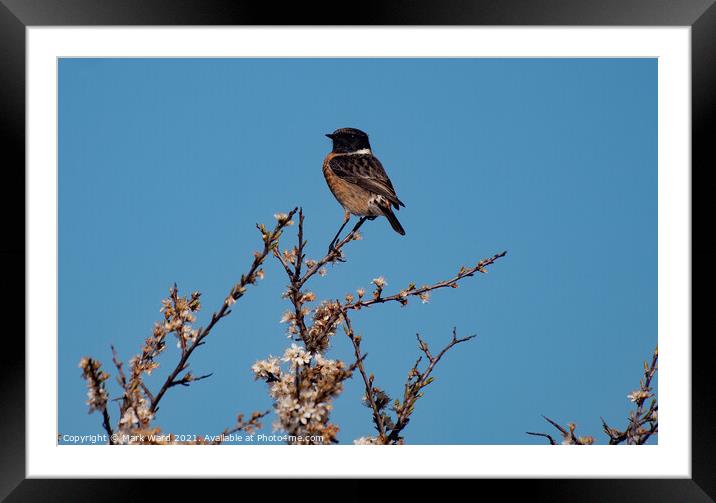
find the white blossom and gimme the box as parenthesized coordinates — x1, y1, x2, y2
(372, 276, 387, 288)
(282, 343, 311, 366)
(251, 356, 281, 380)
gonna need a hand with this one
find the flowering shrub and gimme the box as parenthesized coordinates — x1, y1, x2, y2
(78, 207, 657, 445)
(77, 207, 508, 444)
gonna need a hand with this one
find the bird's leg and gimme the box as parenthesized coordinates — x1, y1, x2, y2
(349, 216, 369, 236)
(328, 210, 351, 254)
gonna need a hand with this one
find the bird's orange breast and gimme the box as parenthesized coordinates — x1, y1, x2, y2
(322, 154, 374, 216)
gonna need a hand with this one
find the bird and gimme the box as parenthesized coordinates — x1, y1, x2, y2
(322, 127, 405, 251)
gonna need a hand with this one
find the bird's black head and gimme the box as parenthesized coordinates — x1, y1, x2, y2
(326, 127, 371, 154)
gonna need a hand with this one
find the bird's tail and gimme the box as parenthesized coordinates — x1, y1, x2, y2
(381, 206, 406, 236)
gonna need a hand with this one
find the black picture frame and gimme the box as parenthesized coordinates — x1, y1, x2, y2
(2, 0, 712, 499)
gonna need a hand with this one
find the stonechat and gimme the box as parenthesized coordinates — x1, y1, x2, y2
(322, 128, 405, 249)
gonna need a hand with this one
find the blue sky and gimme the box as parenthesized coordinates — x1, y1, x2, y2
(58, 58, 657, 445)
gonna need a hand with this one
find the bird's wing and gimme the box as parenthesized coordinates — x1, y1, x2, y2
(328, 154, 405, 209)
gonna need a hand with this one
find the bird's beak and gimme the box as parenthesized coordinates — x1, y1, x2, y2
(325, 133, 334, 139)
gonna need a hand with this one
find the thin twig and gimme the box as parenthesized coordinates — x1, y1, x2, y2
(529, 416, 588, 445)
(542, 415, 568, 437)
(386, 328, 476, 443)
(298, 217, 367, 288)
(628, 347, 658, 444)
(343, 311, 386, 442)
(302, 250, 505, 353)
(167, 372, 214, 388)
(210, 410, 270, 444)
(526, 431, 557, 445)
(273, 208, 310, 341)
(346, 251, 507, 311)
(101, 407, 115, 445)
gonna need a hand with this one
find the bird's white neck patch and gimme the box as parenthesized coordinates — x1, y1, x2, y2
(347, 148, 372, 155)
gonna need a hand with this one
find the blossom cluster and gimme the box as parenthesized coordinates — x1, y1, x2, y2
(253, 345, 353, 444)
(113, 286, 203, 436)
(305, 301, 343, 353)
(117, 394, 154, 436)
(79, 357, 109, 413)
(161, 285, 201, 351)
(627, 389, 652, 403)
